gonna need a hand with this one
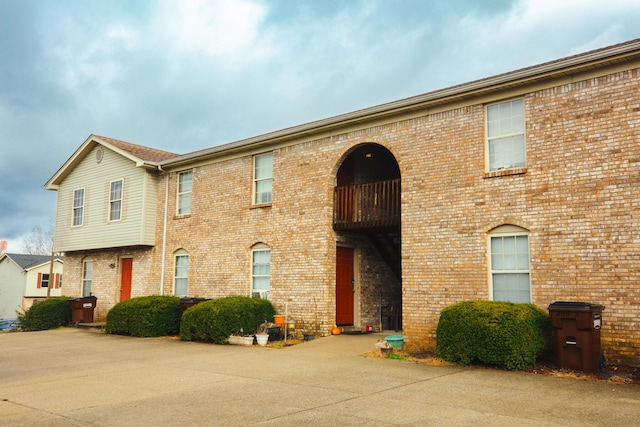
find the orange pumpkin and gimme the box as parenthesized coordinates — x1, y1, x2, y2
(331, 326, 341, 335)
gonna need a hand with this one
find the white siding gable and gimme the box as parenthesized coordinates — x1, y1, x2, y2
(54, 145, 160, 252)
(24, 260, 64, 298)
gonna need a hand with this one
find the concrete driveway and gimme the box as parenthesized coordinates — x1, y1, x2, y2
(1, 328, 639, 426)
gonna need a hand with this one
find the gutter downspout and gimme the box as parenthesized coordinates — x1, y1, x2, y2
(158, 165, 169, 296)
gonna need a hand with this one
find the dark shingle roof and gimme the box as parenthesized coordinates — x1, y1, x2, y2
(95, 135, 178, 163)
(4, 253, 63, 270)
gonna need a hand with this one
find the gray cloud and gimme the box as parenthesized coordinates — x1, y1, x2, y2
(1, 0, 639, 249)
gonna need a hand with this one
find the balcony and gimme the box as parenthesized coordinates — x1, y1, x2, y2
(333, 178, 400, 231)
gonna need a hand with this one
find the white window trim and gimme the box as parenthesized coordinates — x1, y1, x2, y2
(174, 250, 189, 297)
(72, 188, 85, 227)
(485, 98, 526, 172)
(109, 179, 124, 222)
(251, 243, 270, 299)
(488, 225, 531, 303)
(253, 153, 273, 205)
(177, 171, 193, 216)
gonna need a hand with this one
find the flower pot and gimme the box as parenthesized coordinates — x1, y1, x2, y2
(255, 333, 269, 346)
(385, 335, 405, 349)
(273, 315, 285, 327)
(229, 335, 254, 346)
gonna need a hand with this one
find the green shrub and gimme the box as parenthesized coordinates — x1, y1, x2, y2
(180, 296, 276, 344)
(435, 300, 552, 370)
(17, 296, 71, 331)
(105, 295, 181, 337)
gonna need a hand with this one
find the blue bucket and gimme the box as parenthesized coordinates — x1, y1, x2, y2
(385, 335, 405, 349)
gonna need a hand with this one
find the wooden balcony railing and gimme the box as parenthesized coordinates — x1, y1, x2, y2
(333, 178, 400, 230)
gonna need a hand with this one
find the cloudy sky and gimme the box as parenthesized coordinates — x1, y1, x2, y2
(1, 0, 639, 252)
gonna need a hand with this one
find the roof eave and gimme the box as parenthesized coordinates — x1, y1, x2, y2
(44, 135, 159, 190)
(24, 258, 64, 272)
(160, 38, 640, 169)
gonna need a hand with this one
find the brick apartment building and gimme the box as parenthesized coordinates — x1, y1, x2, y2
(46, 39, 640, 365)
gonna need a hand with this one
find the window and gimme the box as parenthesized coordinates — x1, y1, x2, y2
(251, 244, 270, 299)
(73, 188, 84, 226)
(487, 99, 525, 171)
(40, 274, 50, 288)
(82, 261, 92, 297)
(253, 153, 272, 204)
(109, 180, 123, 221)
(174, 250, 189, 297)
(38, 273, 61, 288)
(177, 171, 192, 215)
(489, 225, 530, 303)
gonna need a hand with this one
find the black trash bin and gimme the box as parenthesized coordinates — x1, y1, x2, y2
(179, 297, 209, 314)
(266, 325, 281, 342)
(68, 296, 98, 324)
(548, 301, 604, 372)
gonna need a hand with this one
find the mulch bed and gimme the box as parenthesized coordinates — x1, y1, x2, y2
(526, 360, 640, 385)
(368, 349, 640, 385)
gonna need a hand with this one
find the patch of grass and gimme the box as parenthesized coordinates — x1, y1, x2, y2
(386, 352, 406, 360)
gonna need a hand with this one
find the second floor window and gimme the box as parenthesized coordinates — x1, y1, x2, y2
(109, 180, 123, 221)
(40, 273, 50, 288)
(253, 153, 272, 205)
(38, 273, 61, 288)
(177, 171, 192, 215)
(487, 99, 525, 171)
(73, 188, 84, 226)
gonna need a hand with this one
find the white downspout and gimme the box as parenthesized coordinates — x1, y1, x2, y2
(158, 166, 169, 295)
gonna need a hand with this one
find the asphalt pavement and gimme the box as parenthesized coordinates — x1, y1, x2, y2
(1, 328, 639, 426)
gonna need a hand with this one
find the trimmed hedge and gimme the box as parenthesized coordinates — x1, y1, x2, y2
(105, 295, 181, 337)
(17, 296, 71, 331)
(180, 296, 276, 344)
(436, 301, 552, 370)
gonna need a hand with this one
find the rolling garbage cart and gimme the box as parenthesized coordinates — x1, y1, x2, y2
(548, 301, 604, 372)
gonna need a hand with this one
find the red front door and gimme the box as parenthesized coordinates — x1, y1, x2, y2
(336, 247, 354, 325)
(120, 258, 132, 301)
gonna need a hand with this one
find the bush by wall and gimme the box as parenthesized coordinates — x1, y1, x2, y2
(435, 300, 552, 370)
(105, 295, 181, 337)
(180, 296, 276, 344)
(17, 296, 71, 331)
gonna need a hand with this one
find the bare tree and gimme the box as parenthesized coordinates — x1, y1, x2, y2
(21, 225, 54, 255)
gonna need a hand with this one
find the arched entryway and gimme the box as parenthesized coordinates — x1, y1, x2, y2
(333, 144, 401, 331)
